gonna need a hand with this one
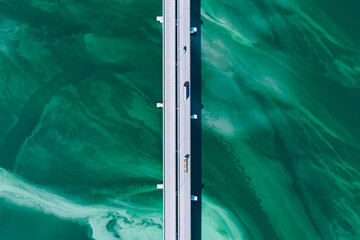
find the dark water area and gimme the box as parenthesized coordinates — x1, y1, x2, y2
(0, 0, 360, 239)
(200, 0, 360, 239)
(0, 200, 90, 240)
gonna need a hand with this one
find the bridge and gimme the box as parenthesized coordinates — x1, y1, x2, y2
(156, 0, 198, 239)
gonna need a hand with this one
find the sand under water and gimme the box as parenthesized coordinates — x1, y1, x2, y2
(0, 0, 360, 239)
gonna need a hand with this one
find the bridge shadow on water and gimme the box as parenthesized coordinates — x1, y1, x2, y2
(190, 0, 202, 239)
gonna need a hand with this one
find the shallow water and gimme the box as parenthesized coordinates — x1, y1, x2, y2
(0, 0, 360, 239)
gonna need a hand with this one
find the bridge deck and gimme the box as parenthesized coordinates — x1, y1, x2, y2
(162, 0, 191, 239)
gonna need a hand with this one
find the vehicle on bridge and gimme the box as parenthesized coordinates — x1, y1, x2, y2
(184, 155, 189, 173)
(183, 82, 189, 100)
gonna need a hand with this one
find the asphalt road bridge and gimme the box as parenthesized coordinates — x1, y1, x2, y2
(156, 0, 198, 239)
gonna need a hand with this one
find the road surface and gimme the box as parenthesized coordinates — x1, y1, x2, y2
(162, 0, 191, 239)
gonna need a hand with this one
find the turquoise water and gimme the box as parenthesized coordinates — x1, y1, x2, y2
(0, 0, 360, 239)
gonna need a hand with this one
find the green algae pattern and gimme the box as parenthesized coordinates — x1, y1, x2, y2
(0, 0, 360, 239)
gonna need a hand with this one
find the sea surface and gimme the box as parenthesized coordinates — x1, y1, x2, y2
(0, 0, 360, 239)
